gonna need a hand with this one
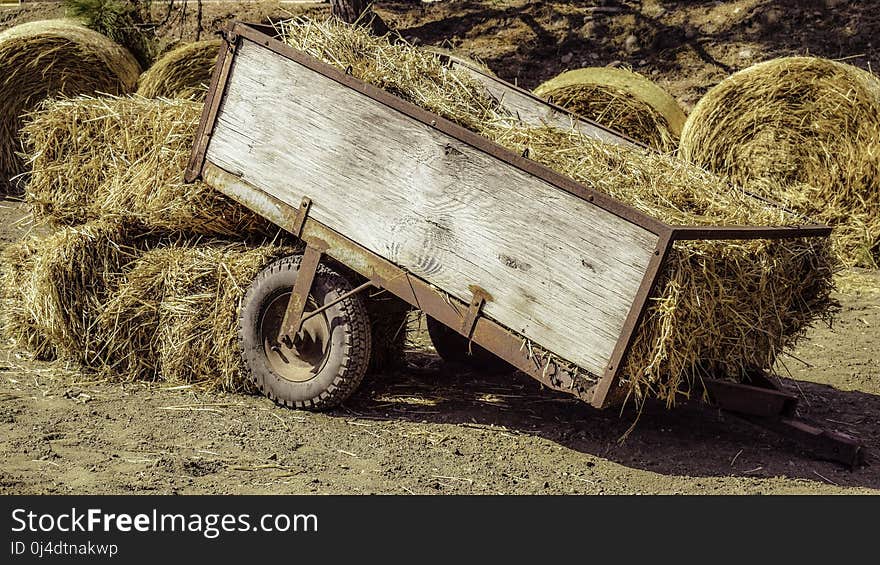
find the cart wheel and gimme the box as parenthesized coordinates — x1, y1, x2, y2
(238, 255, 371, 410)
(426, 316, 513, 374)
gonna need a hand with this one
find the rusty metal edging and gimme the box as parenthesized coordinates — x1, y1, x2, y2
(436, 54, 646, 151)
(202, 162, 598, 402)
(184, 31, 238, 183)
(185, 23, 838, 411)
(671, 225, 832, 241)
(589, 230, 675, 408)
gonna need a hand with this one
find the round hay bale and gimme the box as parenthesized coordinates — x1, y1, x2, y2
(679, 57, 880, 267)
(533, 67, 686, 151)
(0, 19, 140, 193)
(136, 39, 223, 100)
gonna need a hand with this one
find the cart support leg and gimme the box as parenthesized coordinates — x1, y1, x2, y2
(279, 244, 323, 342)
(299, 280, 375, 325)
(704, 378, 865, 468)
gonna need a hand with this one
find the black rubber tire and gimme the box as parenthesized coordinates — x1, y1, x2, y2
(238, 254, 371, 410)
(364, 293, 412, 373)
(426, 316, 513, 374)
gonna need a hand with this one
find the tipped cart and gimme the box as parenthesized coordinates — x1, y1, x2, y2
(185, 23, 863, 467)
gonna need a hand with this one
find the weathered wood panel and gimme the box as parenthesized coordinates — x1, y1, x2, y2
(205, 39, 659, 376)
(446, 60, 637, 148)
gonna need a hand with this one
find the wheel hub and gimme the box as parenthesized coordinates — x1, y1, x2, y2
(261, 291, 331, 383)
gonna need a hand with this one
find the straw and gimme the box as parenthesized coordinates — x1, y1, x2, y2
(680, 57, 880, 268)
(0, 19, 140, 193)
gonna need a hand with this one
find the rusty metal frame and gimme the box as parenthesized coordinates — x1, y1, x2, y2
(704, 377, 864, 467)
(590, 231, 674, 408)
(460, 286, 492, 340)
(187, 22, 835, 410)
(185, 32, 237, 183)
(670, 225, 832, 240)
(278, 243, 324, 340)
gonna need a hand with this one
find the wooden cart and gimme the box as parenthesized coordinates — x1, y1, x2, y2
(185, 23, 863, 466)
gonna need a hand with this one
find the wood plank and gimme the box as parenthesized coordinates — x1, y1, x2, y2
(446, 60, 637, 148)
(205, 39, 659, 376)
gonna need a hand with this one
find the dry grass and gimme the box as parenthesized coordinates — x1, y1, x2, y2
(680, 57, 880, 268)
(0, 223, 294, 390)
(279, 18, 505, 133)
(0, 237, 54, 359)
(533, 67, 687, 152)
(278, 18, 836, 407)
(422, 45, 496, 76)
(834, 269, 880, 296)
(10, 81, 413, 390)
(21, 95, 274, 239)
(0, 19, 140, 193)
(137, 40, 223, 101)
(98, 242, 295, 390)
(0, 220, 146, 365)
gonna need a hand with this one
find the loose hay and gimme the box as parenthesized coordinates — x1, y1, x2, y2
(137, 40, 223, 100)
(0, 226, 294, 389)
(533, 67, 687, 152)
(679, 57, 880, 267)
(278, 18, 835, 406)
(0, 19, 140, 193)
(422, 45, 496, 76)
(281, 19, 505, 133)
(100, 243, 294, 390)
(0, 237, 54, 359)
(1, 220, 146, 366)
(22, 95, 274, 239)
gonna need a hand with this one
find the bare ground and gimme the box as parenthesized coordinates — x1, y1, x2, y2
(1, 1, 879, 494)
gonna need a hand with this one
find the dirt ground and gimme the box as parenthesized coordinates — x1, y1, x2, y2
(0, 1, 878, 494)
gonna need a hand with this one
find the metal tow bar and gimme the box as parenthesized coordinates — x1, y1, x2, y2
(704, 377, 865, 468)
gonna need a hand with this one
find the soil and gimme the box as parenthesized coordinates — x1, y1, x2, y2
(1, 1, 879, 494)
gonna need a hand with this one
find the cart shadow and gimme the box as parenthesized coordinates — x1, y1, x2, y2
(346, 351, 880, 489)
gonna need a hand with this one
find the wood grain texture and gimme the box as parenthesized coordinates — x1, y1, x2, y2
(205, 39, 659, 376)
(448, 60, 637, 148)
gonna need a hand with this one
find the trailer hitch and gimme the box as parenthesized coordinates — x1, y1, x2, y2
(703, 377, 865, 468)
